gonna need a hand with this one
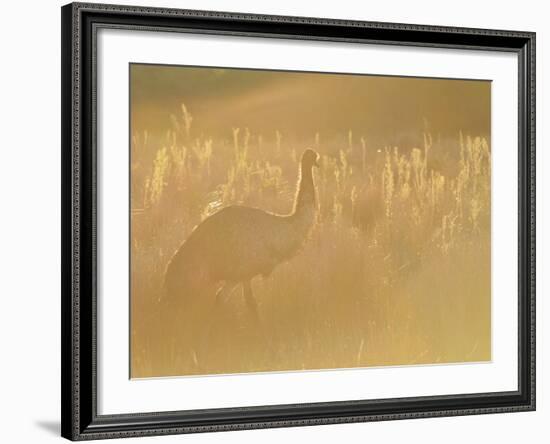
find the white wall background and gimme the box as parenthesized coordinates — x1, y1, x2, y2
(0, 0, 545, 443)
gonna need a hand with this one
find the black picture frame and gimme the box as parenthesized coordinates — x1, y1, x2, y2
(61, 2, 536, 440)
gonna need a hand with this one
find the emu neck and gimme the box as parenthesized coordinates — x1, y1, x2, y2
(292, 163, 316, 215)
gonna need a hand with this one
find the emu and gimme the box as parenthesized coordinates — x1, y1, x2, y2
(162, 149, 320, 322)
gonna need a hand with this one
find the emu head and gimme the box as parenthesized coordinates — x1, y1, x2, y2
(301, 149, 320, 169)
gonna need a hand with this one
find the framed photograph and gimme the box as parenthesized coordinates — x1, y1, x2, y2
(61, 2, 536, 440)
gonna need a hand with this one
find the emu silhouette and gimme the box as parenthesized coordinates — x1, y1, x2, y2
(162, 149, 319, 320)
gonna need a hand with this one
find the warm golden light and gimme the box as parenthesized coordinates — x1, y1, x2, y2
(130, 64, 491, 378)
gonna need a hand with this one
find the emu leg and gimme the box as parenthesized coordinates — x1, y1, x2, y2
(242, 280, 260, 322)
(216, 281, 239, 303)
(242, 280, 273, 353)
(197, 282, 239, 370)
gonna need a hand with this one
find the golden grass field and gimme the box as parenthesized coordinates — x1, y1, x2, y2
(130, 66, 491, 378)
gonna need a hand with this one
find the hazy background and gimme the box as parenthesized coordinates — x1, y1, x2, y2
(131, 64, 490, 144)
(130, 64, 491, 378)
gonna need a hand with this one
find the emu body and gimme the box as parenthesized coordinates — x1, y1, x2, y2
(162, 149, 319, 313)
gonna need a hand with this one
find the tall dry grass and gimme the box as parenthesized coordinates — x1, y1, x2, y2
(130, 104, 491, 378)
